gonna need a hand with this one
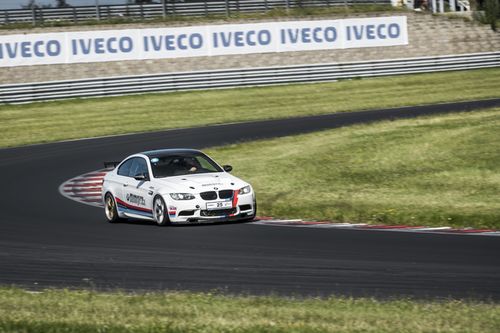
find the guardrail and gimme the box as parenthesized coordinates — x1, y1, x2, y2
(1, 52, 498, 104)
(1, 0, 391, 25)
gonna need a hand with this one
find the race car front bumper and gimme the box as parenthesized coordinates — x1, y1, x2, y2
(166, 191, 256, 223)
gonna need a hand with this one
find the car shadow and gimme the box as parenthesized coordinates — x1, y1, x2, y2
(114, 218, 254, 228)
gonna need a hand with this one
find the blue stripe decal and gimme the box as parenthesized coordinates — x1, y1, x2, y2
(117, 204, 154, 218)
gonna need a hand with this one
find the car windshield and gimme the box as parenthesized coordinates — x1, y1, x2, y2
(150, 152, 223, 178)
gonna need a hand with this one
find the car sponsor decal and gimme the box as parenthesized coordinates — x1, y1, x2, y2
(126, 193, 146, 206)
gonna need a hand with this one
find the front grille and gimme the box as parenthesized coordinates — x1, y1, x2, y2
(200, 208, 237, 217)
(200, 191, 217, 200)
(239, 204, 252, 211)
(218, 189, 233, 199)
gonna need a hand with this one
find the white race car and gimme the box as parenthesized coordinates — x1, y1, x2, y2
(102, 149, 256, 225)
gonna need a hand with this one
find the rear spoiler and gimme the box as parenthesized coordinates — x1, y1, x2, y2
(104, 161, 120, 170)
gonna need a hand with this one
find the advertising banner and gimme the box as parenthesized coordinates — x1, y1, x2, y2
(0, 16, 408, 67)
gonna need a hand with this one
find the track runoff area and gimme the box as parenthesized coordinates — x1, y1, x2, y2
(60, 106, 500, 238)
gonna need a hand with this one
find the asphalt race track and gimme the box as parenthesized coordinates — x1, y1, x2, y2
(1, 99, 500, 300)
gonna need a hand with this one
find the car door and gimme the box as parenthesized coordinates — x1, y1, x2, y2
(112, 157, 135, 205)
(122, 157, 154, 218)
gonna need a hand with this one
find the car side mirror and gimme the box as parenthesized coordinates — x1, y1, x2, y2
(223, 165, 233, 173)
(134, 173, 148, 181)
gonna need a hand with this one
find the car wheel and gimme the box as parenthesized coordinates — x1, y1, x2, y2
(153, 196, 171, 226)
(104, 193, 122, 223)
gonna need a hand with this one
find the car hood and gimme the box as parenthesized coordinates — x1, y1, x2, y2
(152, 172, 248, 193)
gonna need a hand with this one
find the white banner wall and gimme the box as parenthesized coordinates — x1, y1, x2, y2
(0, 16, 408, 68)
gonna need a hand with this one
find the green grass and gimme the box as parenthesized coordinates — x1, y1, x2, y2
(207, 108, 500, 229)
(0, 5, 399, 30)
(1, 68, 500, 148)
(0, 287, 499, 333)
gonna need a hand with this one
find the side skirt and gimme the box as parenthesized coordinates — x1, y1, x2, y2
(116, 203, 154, 221)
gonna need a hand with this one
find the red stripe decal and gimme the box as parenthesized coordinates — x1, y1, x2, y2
(115, 197, 152, 213)
(232, 190, 239, 208)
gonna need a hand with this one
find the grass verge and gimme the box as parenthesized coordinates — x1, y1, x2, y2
(0, 287, 499, 333)
(207, 108, 500, 229)
(1, 68, 500, 148)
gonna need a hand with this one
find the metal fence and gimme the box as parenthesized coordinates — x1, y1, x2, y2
(1, 0, 391, 25)
(1, 52, 498, 104)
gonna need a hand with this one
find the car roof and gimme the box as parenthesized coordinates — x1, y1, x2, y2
(141, 148, 203, 159)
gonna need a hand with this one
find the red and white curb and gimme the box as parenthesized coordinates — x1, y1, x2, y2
(250, 218, 500, 236)
(59, 170, 500, 236)
(58, 169, 108, 208)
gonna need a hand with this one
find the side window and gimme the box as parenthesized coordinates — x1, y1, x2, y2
(117, 158, 134, 177)
(129, 158, 149, 178)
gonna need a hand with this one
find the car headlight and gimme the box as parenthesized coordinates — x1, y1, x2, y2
(169, 193, 195, 200)
(239, 185, 252, 195)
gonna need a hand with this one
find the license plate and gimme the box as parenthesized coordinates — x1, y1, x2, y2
(206, 201, 232, 210)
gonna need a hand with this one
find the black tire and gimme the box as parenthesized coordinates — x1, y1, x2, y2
(153, 195, 171, 226)
(104, 193, 122, 223)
